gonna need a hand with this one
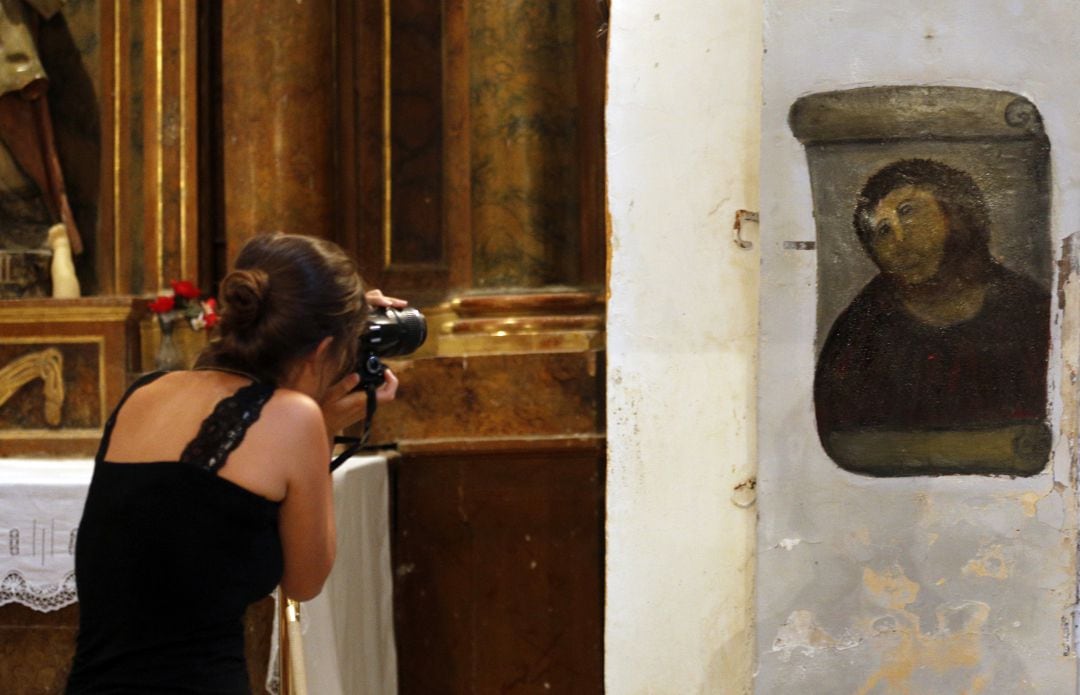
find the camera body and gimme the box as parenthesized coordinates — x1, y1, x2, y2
(356, 306, 427, 389)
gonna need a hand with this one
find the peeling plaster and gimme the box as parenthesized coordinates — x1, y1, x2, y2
(854, 600, 992, 695)
(1019, 491, 1040, 518)
(773, 567, 1001, 691)
(772, 610, 852, 661)
(961, 545, 1013, 580)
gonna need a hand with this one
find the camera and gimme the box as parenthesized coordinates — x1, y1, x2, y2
(356, 306, 427, 389)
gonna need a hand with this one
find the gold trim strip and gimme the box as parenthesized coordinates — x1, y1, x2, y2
(113, 3, 122, 293)
(179, 0, 188, 281)
(0, 308, 137, 323)
(0, 429, 102, 440)
(0, 336, 112, 344)
(382, 0, 392, 268)
(98, 334, 106, 421)
(155, 0, 165, 290)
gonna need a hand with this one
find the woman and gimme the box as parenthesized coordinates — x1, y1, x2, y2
(66, 234, 403, 692)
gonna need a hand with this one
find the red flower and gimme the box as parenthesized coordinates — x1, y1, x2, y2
(203, 297, 217, 314)
(148, 295, 175, 313)
(204, 312, 220, 328)
(170, 279, 201, 299)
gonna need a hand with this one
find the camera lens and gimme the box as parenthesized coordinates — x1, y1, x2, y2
(361, 307, 428, 358)
(389, 308, 427, 355)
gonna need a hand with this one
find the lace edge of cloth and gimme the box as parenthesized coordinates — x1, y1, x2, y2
(0, 569, 78, 612)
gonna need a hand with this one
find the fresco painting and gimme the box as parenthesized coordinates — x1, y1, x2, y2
(790, 87, 1052, 476)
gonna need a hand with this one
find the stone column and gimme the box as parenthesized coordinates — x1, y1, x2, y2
(220, 0, 335, 264)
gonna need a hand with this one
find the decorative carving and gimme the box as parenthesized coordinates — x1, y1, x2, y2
(0, 347, 64, 426)
(1004, 96, 1041, 130)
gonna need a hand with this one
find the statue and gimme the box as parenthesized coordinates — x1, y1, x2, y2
(0, 0, 81, 299)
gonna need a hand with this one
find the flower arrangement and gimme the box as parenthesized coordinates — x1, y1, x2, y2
(147, 280, 218, 370)
(148, 279, 219, 331)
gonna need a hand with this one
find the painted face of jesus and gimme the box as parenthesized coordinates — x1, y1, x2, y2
(866, 185, 950, 285)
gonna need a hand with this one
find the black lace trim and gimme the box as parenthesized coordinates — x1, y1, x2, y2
(179, 382, 275, 472)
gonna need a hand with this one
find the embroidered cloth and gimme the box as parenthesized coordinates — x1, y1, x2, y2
(0, 458, 91, 612)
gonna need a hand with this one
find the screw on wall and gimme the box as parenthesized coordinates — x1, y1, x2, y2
(733, 209, 759, 250)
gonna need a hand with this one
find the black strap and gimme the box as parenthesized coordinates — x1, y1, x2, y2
(179, 381, 276, 473)
(95, 371, 168, 464)
(330, 384, 378, 472)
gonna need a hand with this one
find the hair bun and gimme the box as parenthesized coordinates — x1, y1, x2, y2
(220, 268, 270, 331)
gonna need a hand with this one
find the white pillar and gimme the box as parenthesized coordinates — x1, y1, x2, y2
(605, 1, 762, 692)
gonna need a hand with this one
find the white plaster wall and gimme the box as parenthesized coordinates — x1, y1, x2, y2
(758, 2, 1080, 692)
(605, 1, 762, 693)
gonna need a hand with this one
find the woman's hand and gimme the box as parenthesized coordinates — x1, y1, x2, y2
(366, 289, 408, 309)
(317, 288, 406, 441)
(319, 369, 399, 439)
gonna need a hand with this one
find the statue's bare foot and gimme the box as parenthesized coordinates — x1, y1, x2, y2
(47, 224, 81, 298)
(46, 223, 69, 251)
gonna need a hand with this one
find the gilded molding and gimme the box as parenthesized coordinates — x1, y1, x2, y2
(112, 2, 123, 292)
(0, 335, 107, 427)
(155, 0, 164, 290)
(383, 0, 393, 268)
(0, 307, 137, 322)
(0, 348, 64, 426)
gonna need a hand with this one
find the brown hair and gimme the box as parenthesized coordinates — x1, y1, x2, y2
(196, 234, 366, 384)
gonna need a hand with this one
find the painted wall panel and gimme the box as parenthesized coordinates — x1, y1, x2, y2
(758, 2, 1079, 692)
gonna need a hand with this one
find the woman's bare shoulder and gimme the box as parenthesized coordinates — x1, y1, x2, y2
(216, 386, 328, 491)
(251, 388, 327, 452)
(263, 387, 323, 422)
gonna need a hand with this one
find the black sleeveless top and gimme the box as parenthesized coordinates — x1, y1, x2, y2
(66, 372, 283, 694)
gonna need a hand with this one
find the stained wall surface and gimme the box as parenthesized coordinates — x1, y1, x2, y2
(758, 2, 1080, 692)
(605, 1, 762, 692)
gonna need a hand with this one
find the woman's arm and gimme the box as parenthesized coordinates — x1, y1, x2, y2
(271, 393, 336, 601)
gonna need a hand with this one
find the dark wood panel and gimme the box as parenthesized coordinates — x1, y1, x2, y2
(220, 0, 336, 265)
(0, 599, 274, 693)
(339, 0, 454, 306)
(338, 0, 606, 302)
(392, 439, 605, 694)
(0, 604, 78, 694)
(390, 0, 445, 266)
(576, 0, 608, 289)
(443, 0, 473, 291)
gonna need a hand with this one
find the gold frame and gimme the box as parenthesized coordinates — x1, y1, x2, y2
(0, 335, 106, 439)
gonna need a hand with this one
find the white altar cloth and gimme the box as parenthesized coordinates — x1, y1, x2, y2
(0, 458, 92, 612)
(269, 455, 398, 694)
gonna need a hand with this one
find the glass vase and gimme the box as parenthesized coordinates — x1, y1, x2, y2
(155, 314, 184, 371)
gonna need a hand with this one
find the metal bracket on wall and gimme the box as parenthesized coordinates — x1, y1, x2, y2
(733, 209, 759, 250)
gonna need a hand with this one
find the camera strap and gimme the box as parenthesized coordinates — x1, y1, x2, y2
(329, 384, 379, 472)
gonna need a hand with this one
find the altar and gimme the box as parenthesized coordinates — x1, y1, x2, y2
(0, 455, 397, 693)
